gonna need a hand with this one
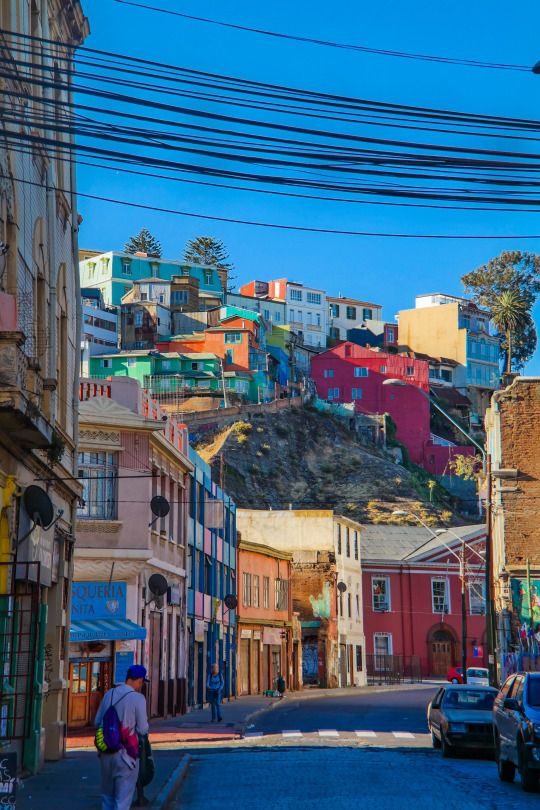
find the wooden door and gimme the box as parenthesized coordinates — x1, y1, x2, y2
(250, 640, 259, 694)
(431, 640, 452, 676)
(262, 645, 270, 690)
(239, 639, 250, 695)
(68, 662, 90, 727)
(88, 661, 111, 724)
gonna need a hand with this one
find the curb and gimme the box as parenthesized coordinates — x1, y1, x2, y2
(151, 754, 192, 810)
(238, 698, 282, 736)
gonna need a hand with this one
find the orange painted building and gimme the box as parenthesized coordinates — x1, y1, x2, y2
(237, 539, 301, 695)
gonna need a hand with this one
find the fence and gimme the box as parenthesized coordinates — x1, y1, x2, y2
(366, 654, 423, 686)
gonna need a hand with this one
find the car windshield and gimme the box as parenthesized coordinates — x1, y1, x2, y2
(443, 690, 495, 710)
(528, 677, 540, 707)
(467, 669, 487, 678)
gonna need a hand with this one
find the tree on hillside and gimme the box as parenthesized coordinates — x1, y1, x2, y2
(461, 250, 540, 370)
(491, 290, 530, 373)
(124, 228, 162, 257)
(183, 236, 236, 291)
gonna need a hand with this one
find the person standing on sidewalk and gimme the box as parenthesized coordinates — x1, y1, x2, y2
(94, 664, 150, 810)
(206, 663, 224, 723)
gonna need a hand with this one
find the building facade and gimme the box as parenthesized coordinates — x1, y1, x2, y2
(237, 510, 366, 689)
(327, 295, 383, 342)
(485, 377, 540, 682)
(398, 293, 500, 422)
(361, 525, 487, 678)
(80, 288, 118, 376)
(73, 377, 192, 725)
(0, 2, 88, 772)
(237, 539, 299, 694)
(186, 448, 237, 708)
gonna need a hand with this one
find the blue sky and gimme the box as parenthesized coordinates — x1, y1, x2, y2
(79, 0, 540, 372)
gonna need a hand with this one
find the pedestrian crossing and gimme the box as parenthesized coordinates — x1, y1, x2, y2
(243, 729, 430, 743)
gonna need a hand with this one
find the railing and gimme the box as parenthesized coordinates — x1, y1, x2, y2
(366, 654, 422, 685)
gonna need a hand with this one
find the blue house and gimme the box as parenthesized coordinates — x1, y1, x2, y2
(186, 447, 237, 707)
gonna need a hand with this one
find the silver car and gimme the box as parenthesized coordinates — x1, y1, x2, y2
(428, 684, 498, 757)
(493, 672, 540, 792)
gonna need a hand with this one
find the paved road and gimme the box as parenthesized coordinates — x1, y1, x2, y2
(176, 748, 539, 810)
(244, 685, 438, 742)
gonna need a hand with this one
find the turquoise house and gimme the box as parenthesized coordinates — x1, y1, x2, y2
(79, 251, 225, 308)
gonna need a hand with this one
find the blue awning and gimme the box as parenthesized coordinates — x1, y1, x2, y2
(70, 618, 147, 642)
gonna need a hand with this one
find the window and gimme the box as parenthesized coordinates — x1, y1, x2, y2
(275, 579, 289, 610)
(307, 291, 321, 304)
(161, 360, 171, 371)
(289, 309, 295, 322)
(323, 369, 334, 378)
(406, 366, 415, 376)
(355, 593, 360, 618)
(101, 358, 111, 368)
(289, 288, 302, 301)
(441, 369, 452, 383)
(121, 260, 131, 275)
(338, 590, 343, 617)
(316, 313, 321, 327)
(263, 576, 270, 609)
(172, 290, 188, 305)
(224, 332, 242, 343)
(354, 367, 368, 377)
(386, 327, 395, 342)
(307, 312, 312, 325)
(204, 270, 213, 285)
(134, 312, 143, 327)
(380, 365, 387, 374)
(327, 387, 340, 400)
(345, 527, 350, 557)
(253, 575, 260, 608)
(356, 645, 363, 672)
(374, 633, 392, 657)
(468, 582, 485, 615)
(274, 311, 281, 322)
(372, 577, 390, 611)
(351, 388, 362, 400)
(432, 579, 449, 613)
(78, 452, 118, 520)
(347, 592, 352, 618)
(330, 303, 340, 317)
(337, 524, 342, 554)
(263, 308, 270, 320)
(354, 531, 359, 560)
(346, 306, 357, 320)
(362, 308, 373, 321)
(242, 572, 252, 607)
(225, 349, 234, 364)
(126, 358, 136, 367)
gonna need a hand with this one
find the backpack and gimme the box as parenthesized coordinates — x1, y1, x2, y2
(95, 689, 128, 754)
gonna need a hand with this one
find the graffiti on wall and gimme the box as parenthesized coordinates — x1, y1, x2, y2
(309, 581, 331, 619)
(511, 579, 540, 626)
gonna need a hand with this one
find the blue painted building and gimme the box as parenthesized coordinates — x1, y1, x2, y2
(186, 447, 237, 707)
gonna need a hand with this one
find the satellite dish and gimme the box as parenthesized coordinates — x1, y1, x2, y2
(150, 495, 170, 518)
(23, 486, 54, 528)
(148, 573, 168, 597)
(337, 581, 347, 593)
(224, 594, 238, 610)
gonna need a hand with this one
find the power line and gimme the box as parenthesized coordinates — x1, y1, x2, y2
(112, 0, 530, 73)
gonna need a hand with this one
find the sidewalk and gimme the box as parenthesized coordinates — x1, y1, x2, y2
(17, 695, 278, 810)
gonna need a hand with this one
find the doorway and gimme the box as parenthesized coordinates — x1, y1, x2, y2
(68, 661, 111, 727)
(149, 612, 162, 717)
(430, 629, 454, 676)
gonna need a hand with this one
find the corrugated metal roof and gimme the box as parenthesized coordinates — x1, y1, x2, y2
(360, 524, 485, 562)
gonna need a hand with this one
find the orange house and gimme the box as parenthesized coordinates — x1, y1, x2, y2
(237, 539, 300, 695)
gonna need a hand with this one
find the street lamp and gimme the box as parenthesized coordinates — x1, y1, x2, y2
(381, 379, 486, 468)
(393, 509, 471, 684)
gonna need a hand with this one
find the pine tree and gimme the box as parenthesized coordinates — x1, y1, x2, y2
(124, 228, 162, 257)
(183, 237, 232, 270)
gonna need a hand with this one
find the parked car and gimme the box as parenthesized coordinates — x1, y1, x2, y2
(467, 668, 489, 687)
(493, 672, 540, 792)
(447, 667, 463, 684)
(428, 684, 498, 757)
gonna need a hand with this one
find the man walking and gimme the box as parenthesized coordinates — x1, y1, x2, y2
(206, 662, 224, 723)
(95, 664, 150, 810)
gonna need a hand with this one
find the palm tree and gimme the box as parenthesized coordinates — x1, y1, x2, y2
(491, 289, 529, 373)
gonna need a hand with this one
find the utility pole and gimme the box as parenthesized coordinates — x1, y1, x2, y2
(461, 544, 467, 684)
(484, 453, 496, 686)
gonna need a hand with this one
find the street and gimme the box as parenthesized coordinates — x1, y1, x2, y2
(173, 687, 538, 809)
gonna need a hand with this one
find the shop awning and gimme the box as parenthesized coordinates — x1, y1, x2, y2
(70, 619, 147, 642)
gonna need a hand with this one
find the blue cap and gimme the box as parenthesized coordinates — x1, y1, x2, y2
(126, 664, 149, 682)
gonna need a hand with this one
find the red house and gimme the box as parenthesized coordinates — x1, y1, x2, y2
(311, 342, 431, 465)
(361, 524, 487, 678)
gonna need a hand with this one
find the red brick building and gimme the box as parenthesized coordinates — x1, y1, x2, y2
(361, 524, 487, 678)
(237, 539, 301, 694)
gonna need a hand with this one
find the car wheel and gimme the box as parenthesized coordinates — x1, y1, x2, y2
(496, 736, 515, 783)
(431, 729, 441, 750)
(451, 678, 459, 684)
(441, 733, 453, 758)
(519, 741, 538, 793)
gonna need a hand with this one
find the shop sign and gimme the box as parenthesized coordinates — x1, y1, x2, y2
(240, 628, 252, 639)
(263, 627, 283, 645)
(194, 619, 206, 642)
(16, 518, 54, 587)
(114, 651, 135, 685)
(71, 581, 127, 620)
(253, 631, 261, 640)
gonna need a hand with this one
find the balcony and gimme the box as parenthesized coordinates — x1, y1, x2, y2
(0, 329, 52, 449)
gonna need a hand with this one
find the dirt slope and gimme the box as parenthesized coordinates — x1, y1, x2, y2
(194, 405, 470, 525)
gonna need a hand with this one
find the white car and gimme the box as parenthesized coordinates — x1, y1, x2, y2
(466, 667, 489, 686)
